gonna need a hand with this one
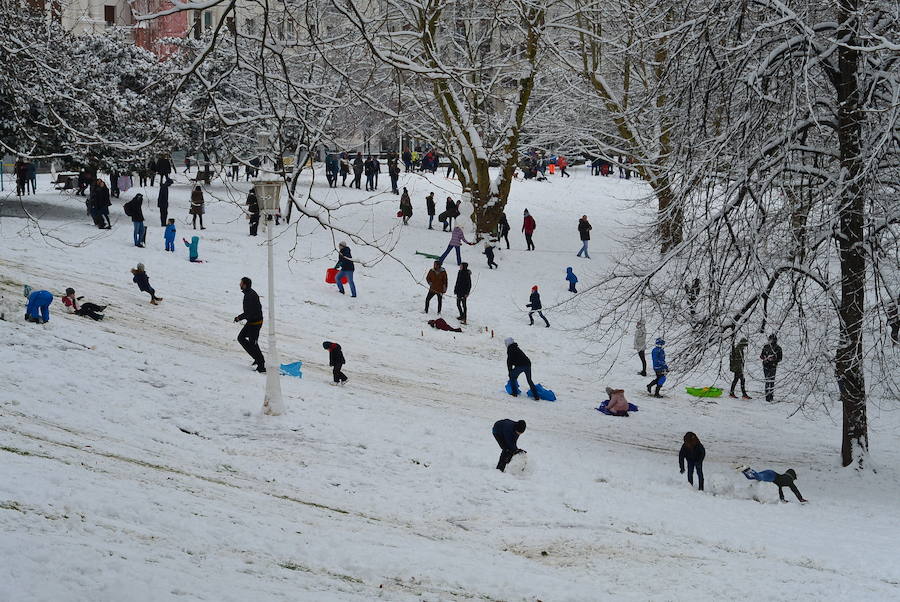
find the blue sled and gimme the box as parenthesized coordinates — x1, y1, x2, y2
(505, 381, 557, 401)
(596, 400, 639, 415)
(280, 361, 303, 378)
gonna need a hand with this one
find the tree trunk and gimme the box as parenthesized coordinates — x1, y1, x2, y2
(834, 0, 867, 468)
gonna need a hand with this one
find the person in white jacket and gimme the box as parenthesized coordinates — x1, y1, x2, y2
(634, 318, 647, 376)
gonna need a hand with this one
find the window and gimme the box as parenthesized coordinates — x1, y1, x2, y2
(245, 18, 256, 35)
(104, 5, 115, 25)
(203, 11, 212, 29)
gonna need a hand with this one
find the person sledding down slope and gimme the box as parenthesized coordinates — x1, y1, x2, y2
(646, 338, 668, 397)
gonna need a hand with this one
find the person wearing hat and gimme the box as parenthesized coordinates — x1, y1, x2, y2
(505, 337, 538, 400)
(492, 419, 526, 472)
(729, 337, 751, 399)
(234, 276, 265, 372)
(522, 209, 536, 250)
(453, 262, 472, 324)
(61, 287, 106, 321)
(526, 285, 549, 327)
(334, 242, 357, 297)
(646, 337, 668, 397)
(741, 467, 807, 502)
(323, 341, 348, 384)
(759, 333, 783, 402)
(131, 263, 162, 305)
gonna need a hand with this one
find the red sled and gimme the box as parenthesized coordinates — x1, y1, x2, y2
(325, 268, 348, 284)
(396, 211, 403, 217)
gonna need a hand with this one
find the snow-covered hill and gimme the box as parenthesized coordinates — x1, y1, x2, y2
(1, 167, 898, 601)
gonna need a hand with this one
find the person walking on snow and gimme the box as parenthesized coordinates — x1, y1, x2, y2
(438, 225, 475, 266)
(24, 290, 53, 323)
(334, 241, 357, 297)
(635, 318, 648, 376)
(760, 333, 782, 402)
(741, 467, 807, 502)
(399, 188, 413, 225)
(352, 153, 364, 189)
(123, 194, 146, 247)
(484, 241, 498, 269)
(557, 155, 570, 177)
(646, 338, 668, 397)
(505, 337, 539, 400)
(425, 261, 448, 314)
(565, 267, 578, 293)
(454, 262, 472, 324)
(499, 212, 511, 249)
(389, 161, 400, 195)
(234, 276, 265, 373)
(190, 185, 205, 230)
(522, 209, 536, 251)
(577, 215, 592, 258)
(679, 432, 705, 491)
(339, 153, 350, 186)
(729, 338, 751, 399)
(492, 419, 526, 472)
(164, 218, 176, 252)
(323, 341, 348, 384)
(527, 286, 550, 327)
(426, 192, 436, 229)
(183, 236, 201, 262)
(157, 176, 172, 226)
(131, 263, 162, 305)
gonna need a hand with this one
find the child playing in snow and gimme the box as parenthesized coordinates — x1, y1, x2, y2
(527, 285, 550, 327)
(323, 341, 348, 384)
(646, 338, 667, 397)
(741, 467, 807, 502)
(566, 267, 578, 293)
(131, 263, 162, 305)
(484, 242, 498, 269)
(61, 287, 106, 321)
(679, 432, 705, 491)
(164, 218, 176, 252)
(183, 236, 201, 262)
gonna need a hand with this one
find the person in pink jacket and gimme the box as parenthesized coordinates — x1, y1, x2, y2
(438, 225, 475, 266)
(605, 386, 631, 416)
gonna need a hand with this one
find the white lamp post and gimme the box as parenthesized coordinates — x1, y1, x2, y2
(253, 179, 286, 416)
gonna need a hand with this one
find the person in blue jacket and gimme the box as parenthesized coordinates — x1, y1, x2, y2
(646, 338, 668, 397)
(183, 236, 200, 262)
(164, 218, 176, 252)
(492, 419, 526, 472)
(334, 241, 357, 297)
(25, 289, 53, 323)
(565, 267, 578, 293)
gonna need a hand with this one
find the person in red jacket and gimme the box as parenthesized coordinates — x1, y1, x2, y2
(522, 209, 536, 251)
(557, 155, 570, 178)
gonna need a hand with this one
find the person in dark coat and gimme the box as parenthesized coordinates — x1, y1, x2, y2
(190, 185, 205, 230)
(130, 263, 162, 304)
(492, 419, 526, 472)
(90, 179, 112, 229)
(389, 161, 400, 194)
(741, 467, 807, 502)
(364, 156, 376, 191)
(61, 287, 106, 321)
(679, 432, 706, 491)
(483, 242, 498, 269)
(352, 153, 364, 189)
(157, 176, 171, 226)
(760, 333, 783, 402)
(426, 192, 436, 229)
(123, 194, 146, 247)
(402, 149, 412, 172)
(323, 341, 348, 384)
(505, 337, 538, 400)
(109, 170, 120, 199)
(399, 188, 413, 224)
(729, 337, 751, 399)
(335, 241, 357, 297)
(156, 156, 172, 178)
(234, 276, 265, 373)
(526, 285, 550, 327)
(577, 215, 592, 258)
(454, 262, 472, 323)
(247, 191, 261, 236)
(499, 212, 511, 249)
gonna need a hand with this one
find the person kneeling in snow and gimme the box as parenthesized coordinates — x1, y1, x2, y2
(605, 386, 631, 417)
(428, 318, 462, 333)
(183, 236, 201, 262)
(741, 467, 807, 502)
(323, 341, 348, 385)
(492, 419, 526, 472)
(61, 287, 106, 321)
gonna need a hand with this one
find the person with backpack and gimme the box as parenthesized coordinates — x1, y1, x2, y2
(646, 338, 668, 397)
(123, 193, 146, 247)
(164, 218, 177, 252)
(399, 188, 413, 225)
(565, 267, 578, 293)
(492, 419, 527, 472)
(505, 337, 539, 400)
(679, 432, 706, 491)
(234, 276, 265, 373)
(334, 241, 357, 297)
(729, 338, 751, 399)
(425, 261, 448, 314)
(131, 263, 162, 305)
(499, 212, 511, 249)
(426, 192, 436, 229)
(454, 262, 472, 324)
(522, 209, 536, 251)
(760, 333, 783, 402)
(323, 341, 348, 384)
(526, 285, 549, 327)
(190, 185, 205, 230)
(740, 467, 807, 502)
(634, 318, 647, 376)
(577, 215, 592, 258)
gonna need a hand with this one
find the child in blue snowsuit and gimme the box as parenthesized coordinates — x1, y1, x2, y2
(25, 290, 53, 323)
(183, 236, 200, 262)
(646, 338, 668, 397)
(164, 218, 176, 252)
(566, 267, 578, 293)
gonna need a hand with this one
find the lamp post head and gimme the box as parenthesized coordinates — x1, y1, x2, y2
(252, 180, 283, 215)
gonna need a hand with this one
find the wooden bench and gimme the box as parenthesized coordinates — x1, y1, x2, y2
(53, 173, 79, 193)
(192, 169, 215, 185)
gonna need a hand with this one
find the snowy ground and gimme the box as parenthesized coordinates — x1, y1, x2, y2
(1, 167, 899, 601)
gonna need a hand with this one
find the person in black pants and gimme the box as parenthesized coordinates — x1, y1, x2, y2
(505, 337, 538, 400)
(492, 419, 526, 472)
(526, 286, 550, 327)
(729, 337, 751, 399)
(247, 191, 261, 236)
(157, 176, 171, 226)
(234, 277, 266, 373)
(678, 432, 705, 491)
(323, 341, 348, 384)
(499, 212, 511, 249)
(759, 333, 782, 402)
(454, 262, 471, 324)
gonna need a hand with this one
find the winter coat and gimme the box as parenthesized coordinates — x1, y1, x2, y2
(448, 227, 472, 247)
(339, 158, 350, 175)
(155, 157, 172, 176)
(773, 471, 804, 501)
(454, 268, 472, 297)
(506, 343, 531, 371)
(325, 342, 345, 367)
(426, 267, 448, 294)
(578, 218, 592, 240)
(483, 245, 495, 260)
(445, 198, 456, 217)
(400, 192, 413, 217)
(730, 342, 748, 373)
(157, 180, 170, 207)
(651, 345, 667, 372)
(237, 287, 263, 324)
(499, 215, 510, 236)
(634, 321, 646, 351)
(123, 196, 144, 222)
(492, 419, 522, 452)
(190, 189, 205, 215)
(364, 159, 376, 176)
(557, 156, 568, 168)
(522, 215, 536, 234)
(679, 442, 706, 471)
(527, 291, 542, 310)
(164, 224, 177, 242)
(184, 236, 199, 260)
(247, 192, 260, 216)
(426, 194, 436, 216)
(91, 187, 111, 211)
(429, 318, 461, 332)
(335, 246, 354, 272)
(61, 295, 78, 312)
(760, 341, 782, 366)
(565, 268, 578, 284)
(352, 156, 364, 174)
(132, 270, 152, 292)
(606, 388, 630, 414)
